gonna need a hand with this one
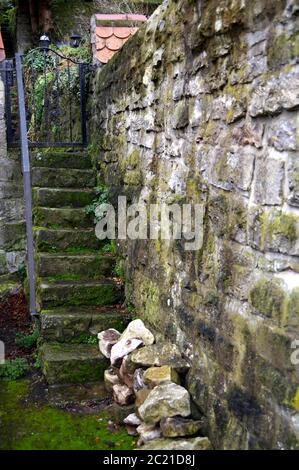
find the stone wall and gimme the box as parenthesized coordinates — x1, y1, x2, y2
(0, 74, 25, 281)
(90, 0, 299, 449)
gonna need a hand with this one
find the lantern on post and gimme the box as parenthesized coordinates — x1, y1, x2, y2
(70, 33, 82, 48)
(39, 34, 50, 52)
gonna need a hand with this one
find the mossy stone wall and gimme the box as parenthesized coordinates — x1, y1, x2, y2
(0, 76, 26, 281)
(91, 0, 299, 449)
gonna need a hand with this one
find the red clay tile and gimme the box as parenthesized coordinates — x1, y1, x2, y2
(0, 31, 5, 62)
(97, 47, 115, 64)
(96, 36, 106, 50)
(93, 14, 147, 64)
(106, 35, 124, 51)
(97, 26, 113, 38)
(113, 27, 131, 39)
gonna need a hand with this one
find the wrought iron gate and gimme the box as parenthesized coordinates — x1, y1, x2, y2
(1, 47, 88, 148)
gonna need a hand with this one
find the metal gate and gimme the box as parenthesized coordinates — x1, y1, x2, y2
(1, 47, 88, 148)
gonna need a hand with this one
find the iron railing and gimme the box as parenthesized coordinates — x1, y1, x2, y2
(2, 48, 88, 148)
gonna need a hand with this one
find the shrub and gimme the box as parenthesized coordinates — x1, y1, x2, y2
(0, 358, 29, 380)
(15, 328, 39, 349)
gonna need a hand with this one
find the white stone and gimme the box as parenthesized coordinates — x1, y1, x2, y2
(124, 413, 142, 427)
(120, 319, 155, 346)
(97, 328, 120, 358)
(110, 337, 143, 366)
(138, 383, 191, 424)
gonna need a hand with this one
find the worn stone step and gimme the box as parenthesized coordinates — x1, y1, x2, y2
(33, 188, 95, 208)
(32, 167, 96, 189)
(33, 207, 92, 229)
(31, 152, 92, 169)
(48, 382, 109, 406)
(34, 228, 101, 252)
(40, 279, 123, 308)
(41, 306, 130, 343)
(38, 253, 115, 279)
(40, 343, 108, 385)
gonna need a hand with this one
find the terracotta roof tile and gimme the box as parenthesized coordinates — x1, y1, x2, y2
(113, 27, 132, 39)
(96, 36, 107, 50)
(97, 26, 113, 38)
(98, 47, 115, 64)
(106, 35, 124, 51)
(93, 14, 147, 65)
(0, 31, 5, 62)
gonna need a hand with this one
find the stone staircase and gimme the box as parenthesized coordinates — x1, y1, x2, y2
(31, 151, 128, 385)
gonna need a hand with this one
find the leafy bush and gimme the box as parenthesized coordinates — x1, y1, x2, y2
(0, 358, 29, 380)
(15, 328, 39, 349)
(84, 184, 110, 223)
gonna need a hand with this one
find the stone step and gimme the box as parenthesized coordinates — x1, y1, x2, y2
(48, 382, 109, 406)
(32, 167, 96, 189)
(41, 306, 130, 343)
(34, 228, 101, 252)
(33, 187, 95, 208)
(39, 343, 108, 385)
(31, 152, 92, 170)
(37, 253, 115, 279)
(33, 207, 92, 229)
(39, 279, 123, 308)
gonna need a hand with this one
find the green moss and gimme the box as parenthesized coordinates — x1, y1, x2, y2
(269, 213, 297, 243)
(290, 388, 299, 411)
(288, 287, 299, 327)
(249, 278, 288, 324)
(0, 380, 135, 450)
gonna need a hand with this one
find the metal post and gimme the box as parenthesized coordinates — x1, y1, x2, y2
(79, 63, 87, 146)
(15, 53, 38, 317)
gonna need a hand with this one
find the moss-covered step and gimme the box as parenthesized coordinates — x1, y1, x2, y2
(39, 279, 123, 308)
(33, 207, 92, 229)
(34, 228, 101, 252)
(31, 152, 92, 169)
(32, 167, 96, 189)
(40, 343, 109, 384)
(37, 253, 115, 279)
(33, 188, 95, 208)
(40, 306, 130, 343)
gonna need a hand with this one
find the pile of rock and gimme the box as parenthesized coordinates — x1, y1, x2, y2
(98, 319, 212, 450)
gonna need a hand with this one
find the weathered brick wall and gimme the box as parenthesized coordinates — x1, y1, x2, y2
(91, 0, 299, 449)
(0, 75, 25, 280)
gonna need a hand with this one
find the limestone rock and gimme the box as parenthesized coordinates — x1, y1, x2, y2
(119, 355, 134, 388)
(143, 365, 180, 388)
(138, 383, 191, 424)
(98, 329, 120, 358)
(110, 338, 143, 367)
(135, 387, 151, 408)
(130, 343, 190, 373)
(137, 423, 161, 446)
(160, 416, 205, 437)
(109, 402, 135, 424)
(120, 319, 155, 345)
(112, 384, 135, 406)
(133, 368, 146, 393)
(126, 425, 138, 436)
(104, 367, 120, 392)
(139, 437, 212, 450)
(124, 413, 142, 427)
